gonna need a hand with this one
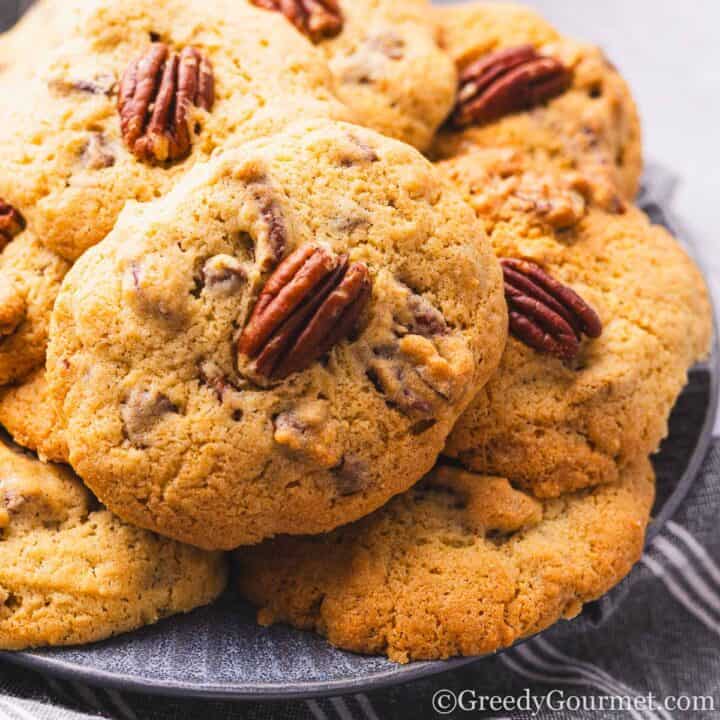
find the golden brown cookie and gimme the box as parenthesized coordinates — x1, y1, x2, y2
(0, 0, 349, 262)
(0, 233, 70, 386)
(237, 459, 654, 662)
(0, 441, 226, 650)
(304, 0, 457, 152)
(0, 368, 68, 463)
(47, 119, 507, 550)
(439, 149, 712, 497)
(431, 2, 643, 210)
(0, 0, 71, 80)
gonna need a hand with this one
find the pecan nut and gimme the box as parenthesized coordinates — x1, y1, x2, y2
(0, 200, 25, 252)
(238, 245, 371, 380)
(250, 0, 343, 43)
(501, 258, 602, 360)
(118, 43, 214, 163)
(451, 45, 571, 129)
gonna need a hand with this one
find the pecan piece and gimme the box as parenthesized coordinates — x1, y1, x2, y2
(238, 245, 371, 380)
(501, 258, 602, 360)
(451, 45, 571, 129)
(250, 0, 343, 43)
(0, 200, 25, 252)
(118, 43, 214, 163)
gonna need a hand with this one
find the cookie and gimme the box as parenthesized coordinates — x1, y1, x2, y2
(0, 441, 226, 650)
(0, 0, 349, 262)
(431, 2, 643, 210)
(248, 0, 457, 152)
(0, 369, 68, 463)
(439, 149, 712, 497)
(0, 233, 70, 386)
(46, 119, 507, 550)
(0, 0, 71, 80)
(237, 459, 654, 662)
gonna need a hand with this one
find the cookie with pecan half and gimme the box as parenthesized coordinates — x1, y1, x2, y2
(236, 458, 654, 662)
(0, 0, 350, 262)
(0, 441, 226, 650)
(47, 120, 507, 550)
(438, 148, 712, 497)
(431, 2, 643, 211)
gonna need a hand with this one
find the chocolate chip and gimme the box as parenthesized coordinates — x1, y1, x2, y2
(248, 181, 286, 270)
(201, 255, 247, 295)
(81, 132, 116, 169)
(121, 388, 178, 446)
(405, 293, 448, 337)
(332, 456, 369, 496)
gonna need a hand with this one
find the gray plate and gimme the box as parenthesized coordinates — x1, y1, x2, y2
(1, 192, 718, 701)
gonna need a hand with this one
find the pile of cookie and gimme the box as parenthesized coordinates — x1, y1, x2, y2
(0, 0, 711, 661)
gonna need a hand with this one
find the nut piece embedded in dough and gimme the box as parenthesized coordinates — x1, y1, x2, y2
(501, 258, 602, 360)
(451, 45, 571, 129)
(237, 245, 372, 380)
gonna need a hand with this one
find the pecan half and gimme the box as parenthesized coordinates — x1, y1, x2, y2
(451, 45, 571, 129)
(250, 0, 343, 43)
(238, 245, 371, 380)
(118, 43, 214, 163)
(502, 258, 602, 360)
(0, 200, 25, 252)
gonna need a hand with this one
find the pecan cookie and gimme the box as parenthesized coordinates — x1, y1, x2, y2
(0, 233, 70, 386)
(431, 2, 643, 211)
(440, 149, 712, 497)
(237, 458, 654, 662)
(47, 120, 507, 550)
(247, 0, 457, 152)
(0, 441, 226, 650)
(0, 369, 68, 464)
(0, 0, 349, 262)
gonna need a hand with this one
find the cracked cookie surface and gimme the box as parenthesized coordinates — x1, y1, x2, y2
(431, 2, 643, 210)
(0, 0, 349, 262)
(0, 441, 226, 650)
(47, 120, 507, 550)
(440, 149, 712, 497)
(236, 459, 654, 662)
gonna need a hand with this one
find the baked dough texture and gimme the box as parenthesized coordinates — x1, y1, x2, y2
(47, 119, 507, 550)
(431, 2, 643, 210)
(237, 460, 654, 662)
(0, 0, 350, 262)
(0, 369, 69, 463)
(317, 0, 457, 152)
(0, 234, 70, 386)
(440, 148, 712, 497)
(0, 442, 226, 650)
